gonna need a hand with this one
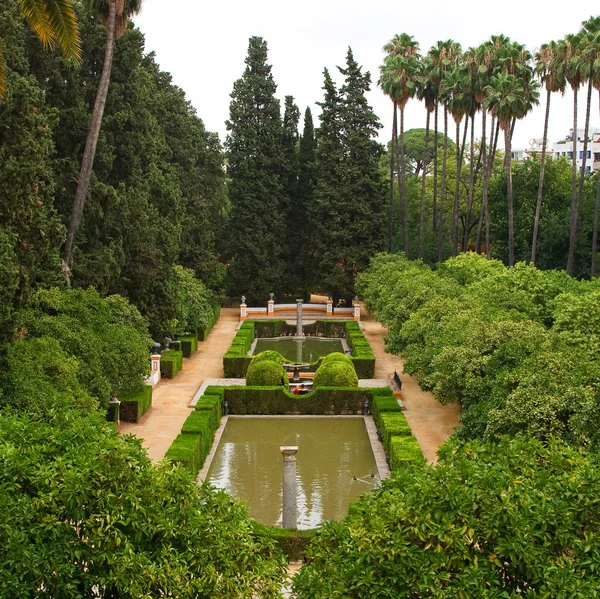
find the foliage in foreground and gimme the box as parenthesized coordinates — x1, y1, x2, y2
(357, 252, 600, 447)
(0, 409, 286, 598)
(294, 436, 600, 598)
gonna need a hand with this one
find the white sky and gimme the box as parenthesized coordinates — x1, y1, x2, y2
(134, 0, 599, 151)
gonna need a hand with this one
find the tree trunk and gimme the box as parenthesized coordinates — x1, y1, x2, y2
(566, 87, 579, 276)
(63, 0, 117, 272)
(592, 159, 600, 277)
(388, 104, 397, 252)
(531, 87, 551, 265)
(577, 81, 592, 211)
(463, 112, 476, 252)
(437, 106, 449, 262)
(475, 111, 488, 253)
(432, 102, 439, 235)
(399, 106, 408, 255)
(505, 127, 515, 266)
(486, 121, 500, 259)
(418, 109, 430, 258)
(451, 117, 468, 256)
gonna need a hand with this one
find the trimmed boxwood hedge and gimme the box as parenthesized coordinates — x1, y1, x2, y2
(313, 360, 358, 388)
(252, 523, 316, 561)
(194, 394, 222, 428)
(389, 435, 426, 469)
(178, 333, 198, 358)
(160, 349, 183, 378)
(246, 360, 289, 387)
(379, 412, 413, 451)
(164, 434, 209, 476)
(224, 386, 371, 415)
(249, 350, 287, 368)
(119, 385, 153, 422)
(371, 394, 403, 421)
(198, 303, 220, 341)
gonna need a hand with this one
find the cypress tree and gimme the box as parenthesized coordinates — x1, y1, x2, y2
(308, 50, 385, 303)
(225, 37, 286, 304)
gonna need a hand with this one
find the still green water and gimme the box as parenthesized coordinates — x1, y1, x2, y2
(253, 338, 344, 363)
(207, 417, 380, 529)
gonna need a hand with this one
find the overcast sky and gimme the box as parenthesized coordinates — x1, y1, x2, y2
(134, 0, 599, 151)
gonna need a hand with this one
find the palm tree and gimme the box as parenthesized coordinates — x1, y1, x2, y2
(559, 33, 586, 275)
(485, 72, 538, 266)
(440, 65, 471, 256)
(416, 57, 435, 258)
(379, 37, 421, 256)
(429, 40, 462, 261)
(0, 0, 81, 99)
(63, 0, 143, 273)
(531, 40, 566, 264)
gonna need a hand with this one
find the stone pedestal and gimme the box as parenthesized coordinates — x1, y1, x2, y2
(240, 296, 247, 321)
(268, 300, 274, 315)
(148, 354, 161, 386)
(326, 298, 333, 316)
(281, 446, 298, 529)
(353, 299, 361, 322)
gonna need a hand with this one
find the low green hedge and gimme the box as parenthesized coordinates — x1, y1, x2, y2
(223, 322, 256, 376)
(371, 394, 402, 421)
(246, 360, 289, 387)
(198, 304, 220, 341)
(160, 349, 183, 378)
(119, 385, 153, 422)
(224, 386, 370, 415)
(379, 412, 413, 452)
(204, 386, 225, 401)
(164, 434, 209, 477)
(178, 333, 198, 358)
(389, 435, 426, 469)
(345, 322, 375, 378)
(252, 523, 316, 561)
(194, 394, 222, 428)
(223, 355, 252, 378)
(313, 360, 358, 388)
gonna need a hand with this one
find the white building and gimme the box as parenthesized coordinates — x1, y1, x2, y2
(552, 127, 600, 173)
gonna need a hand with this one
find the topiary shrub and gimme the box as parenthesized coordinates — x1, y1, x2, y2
(313, 360, 358, 388)
(246, 360, 289, 388)
(249, 350, 287, 369)
(320, 352, 352, 367)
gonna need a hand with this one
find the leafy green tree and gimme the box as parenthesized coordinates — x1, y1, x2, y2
(225, 36, 286, 304)
(294, 436, 600, 598)
(0, 409, 287, 597)
(172, 265, 217, 335)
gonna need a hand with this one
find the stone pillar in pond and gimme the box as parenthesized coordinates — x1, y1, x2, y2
(240, 296, 247, 321)
(268, 292, 274, 316)
(281, 446, 298, 529)
(353, 297, 361, 322)
(326, 297, 333, 316)
(296, 299, 303, 337)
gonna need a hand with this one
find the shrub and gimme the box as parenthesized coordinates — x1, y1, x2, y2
(379, 412, 412, 451)
(181, 410, 216, 438)
(172, 265, 218, 336)
(178, 333, 198, 358)
(223, 355, 252, 378)
(314, 361, 358, 388)
(252, 523, 316, 561)
(160, 349, 183, 379)
(320, 352, 352, 367)
(249, 350, 287, 368)
(371, 394, 402, 421)
(246, 360, 289, 388)
(194, 394, 222, 429)
(389, 436, 425, 469)
(165, 433, 210, 477)
(120, 385, 153, 422)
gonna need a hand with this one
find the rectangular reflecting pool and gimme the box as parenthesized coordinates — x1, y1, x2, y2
(252, 337, 344, 363)
(206, 417, 380, 529)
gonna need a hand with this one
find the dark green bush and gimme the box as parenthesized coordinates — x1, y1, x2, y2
(389, 435, 426, 469)
(120, 385, 153, 422)
(161, 349, 183, 378)
(249, 350, 287, 368)
(320, 352, 352, 367)
(252, 523, 316, 561)
(379, 412, 413, 452)
(194, 394, 222, 429)
(314, 361, 358, 388)
(178, 333, 198, 358)
(246, 360, 289, 388)
(164, 433, 209, 477)
(198, 304, 221, 341)
(204, 386, 226, 401)
(371, 394, 402, 421)
(223, 355, 252, 378)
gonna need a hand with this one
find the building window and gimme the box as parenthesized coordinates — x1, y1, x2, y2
(594, 153, 600, 161)
(568, 151, 573, 159)
(587, 166, 591, 172)
(580, 151, 592, 159)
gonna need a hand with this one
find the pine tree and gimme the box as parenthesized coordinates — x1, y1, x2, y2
(225, 37, 286, 304)
(308, 50, 385, 303)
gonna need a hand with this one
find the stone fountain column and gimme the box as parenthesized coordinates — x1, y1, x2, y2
(296, 299, 303, 338)
(280, 446, 298, 529)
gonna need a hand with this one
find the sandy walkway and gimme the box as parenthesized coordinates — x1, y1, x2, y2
(360, 310, 460, 464)
(118, 308, 239, 461)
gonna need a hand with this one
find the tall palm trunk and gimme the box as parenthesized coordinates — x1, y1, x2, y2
(451, 117, 468, 256)
(531, 87, 551, 265)
(505, 127, 515, 266)
(432, 102, 439, 235)
(566, 88, 579, 275)
(475, 111, 489, 253)
(577, 81, 593, 207)
(64, 0, 117, 271)
(437, 106, 449, 261)
(399, 106, 408, 255)
(592, 161, 600, 277)
(418, 109, 431, 258)
(388, 105, 397, 252)
(463, 112, 476, 252)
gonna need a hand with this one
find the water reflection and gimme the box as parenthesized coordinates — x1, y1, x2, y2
(207, 417, 380, 529)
